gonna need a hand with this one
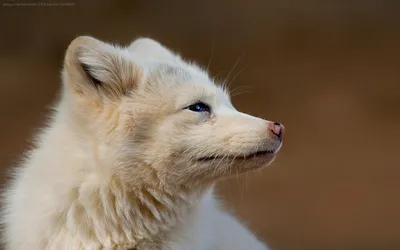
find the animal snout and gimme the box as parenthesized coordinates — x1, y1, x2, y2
(268, 122, 284, 141)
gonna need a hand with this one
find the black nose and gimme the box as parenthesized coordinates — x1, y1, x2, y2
(273, 122, 281, 126)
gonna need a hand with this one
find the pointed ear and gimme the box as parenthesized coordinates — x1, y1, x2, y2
(128, 37, 178, 61)
(63, 36, 143, 99)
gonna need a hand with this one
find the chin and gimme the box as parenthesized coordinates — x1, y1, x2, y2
(230, 152, 277, 173)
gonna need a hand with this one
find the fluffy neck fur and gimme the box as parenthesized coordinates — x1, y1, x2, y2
(34, 102, 210, 249)
(67, 176, 206, 249)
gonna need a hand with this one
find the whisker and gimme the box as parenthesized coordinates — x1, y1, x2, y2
(226, 65, 248, 89)
(229, 85, 252, 98)
(223, 53, 244, 86)
(206, 38, 215, 72)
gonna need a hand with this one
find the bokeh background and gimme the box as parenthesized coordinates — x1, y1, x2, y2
(1, 0, 400, 249)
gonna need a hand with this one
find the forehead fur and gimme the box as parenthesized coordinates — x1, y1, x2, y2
(124, 38, 231, 102)
(141, 62, 231, 108)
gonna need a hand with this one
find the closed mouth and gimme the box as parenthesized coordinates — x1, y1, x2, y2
(197, 149, 275, 161)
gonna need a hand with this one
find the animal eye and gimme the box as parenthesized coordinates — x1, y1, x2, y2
(186, 102, 211, 112)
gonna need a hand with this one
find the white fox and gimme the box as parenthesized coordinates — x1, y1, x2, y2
(1, 36, 284, 250)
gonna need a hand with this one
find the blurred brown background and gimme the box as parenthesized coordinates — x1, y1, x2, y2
(1, 0, 400, 249)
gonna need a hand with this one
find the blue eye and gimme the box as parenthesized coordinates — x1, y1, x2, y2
(186, 102, 211, 112)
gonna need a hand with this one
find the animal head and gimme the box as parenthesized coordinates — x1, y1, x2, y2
(61, 36, 284, 188)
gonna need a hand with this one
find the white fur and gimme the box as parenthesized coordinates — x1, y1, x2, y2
(1, 36, 283, 250)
